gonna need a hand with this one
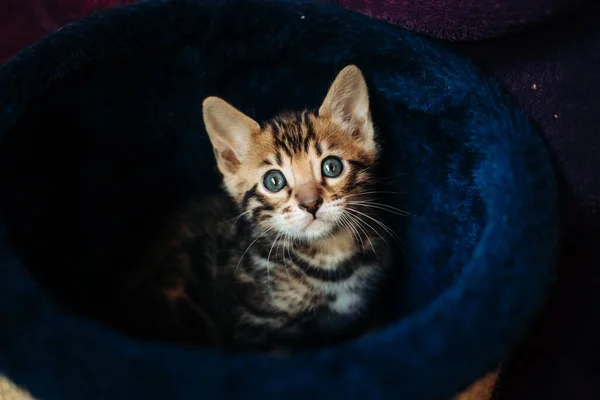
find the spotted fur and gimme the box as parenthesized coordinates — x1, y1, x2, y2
(158, 65, 392, 351)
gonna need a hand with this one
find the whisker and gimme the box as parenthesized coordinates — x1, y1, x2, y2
(224, 210, 252, 225)
(344, 212, 377, 257)
(286, 239, 304, 276)
(287, 244, 299, 275)
(346, 210, 389, 248)
(234, 226, 274, 273)
(277, 235, 292, 280)
(339, 213, 363, 251)
(347, 201, 412, 217)
(346, 207, 402, 245)
(347, 214, 364, 251)
(344, 190, 408, 199)
(266, 232, 282, 288)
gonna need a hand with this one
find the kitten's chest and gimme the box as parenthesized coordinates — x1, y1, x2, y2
(313, 268, 375, 314)
(250, 243, 382, 316)
(258, 252, 382, 343)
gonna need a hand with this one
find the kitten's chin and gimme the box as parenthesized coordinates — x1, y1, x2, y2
(299, 219, 335, 241)
(274, 213, 338, 242)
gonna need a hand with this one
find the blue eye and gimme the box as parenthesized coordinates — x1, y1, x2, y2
(263, 170, 287, 192)
(322, 156, 343, 178)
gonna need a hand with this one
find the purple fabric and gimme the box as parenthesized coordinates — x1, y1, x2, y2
(321, 0, 600, 398)
(321, 0, 590, 40)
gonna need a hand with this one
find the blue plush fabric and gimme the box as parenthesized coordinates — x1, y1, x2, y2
(0, 0, 559, 399)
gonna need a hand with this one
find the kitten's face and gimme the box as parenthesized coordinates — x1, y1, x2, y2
(230, 113, 376, 241)
(203, 65, 377, 242)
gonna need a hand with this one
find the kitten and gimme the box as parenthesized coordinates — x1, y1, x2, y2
(156, 65, 391, 351)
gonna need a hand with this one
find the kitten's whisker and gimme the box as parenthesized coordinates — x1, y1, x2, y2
(344, 212, 377, 257)
(347, 212, 389, 249)
(339, 213, 364, 252)
(348, 199, 411, 212)
(287, 239, 304, 276)
(266, 232, 282, 288)
(346, 207, 401, 245)
(234, 226, 274, 273)
(347, 201, 411, 217)
(338, 214, 356, 244)
(225, 210, 252, 225)
(344, 191, 407, 199)
(285, 240, 301, 277)
(347, 215, 364, 251)
(278, 235, 292, 280)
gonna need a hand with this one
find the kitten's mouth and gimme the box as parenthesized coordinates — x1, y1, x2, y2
(287, 213, 337, 240)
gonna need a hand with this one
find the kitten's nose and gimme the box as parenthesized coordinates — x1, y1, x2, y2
(296, 185, 323, 217)
(298, 197, 323, 217)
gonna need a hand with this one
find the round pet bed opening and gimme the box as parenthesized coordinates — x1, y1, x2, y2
(0, 48, 479, 344)
(0, 1, 559, 399)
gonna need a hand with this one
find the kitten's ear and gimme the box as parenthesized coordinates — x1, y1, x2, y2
(202, 96, 260, 174)
(319, 65, 374, 143)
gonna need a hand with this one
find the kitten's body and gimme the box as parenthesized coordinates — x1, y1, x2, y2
(168, 191, 388, 350)
(150, 65, 392, 351)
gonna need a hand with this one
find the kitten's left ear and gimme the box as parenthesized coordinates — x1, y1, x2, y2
(319, 65, 374, 146)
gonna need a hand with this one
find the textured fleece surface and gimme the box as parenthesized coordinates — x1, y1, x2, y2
(319, 1, 600, 398)
(0, 1, 558, 399)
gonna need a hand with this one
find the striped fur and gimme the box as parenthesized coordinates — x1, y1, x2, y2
(158, 66, 392, 350)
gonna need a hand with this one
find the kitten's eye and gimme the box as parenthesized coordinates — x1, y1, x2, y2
(263, 170, 287, 192)
(322, 156, 343, 178)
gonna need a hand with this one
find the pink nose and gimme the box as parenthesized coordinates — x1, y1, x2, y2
(298, 197, 323, 217)
(295, 185, 323, 217)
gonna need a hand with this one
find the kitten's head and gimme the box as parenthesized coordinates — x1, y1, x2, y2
(202, 65, 378, 241)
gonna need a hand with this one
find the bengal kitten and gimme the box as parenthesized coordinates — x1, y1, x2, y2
(155, 65, 392, 351)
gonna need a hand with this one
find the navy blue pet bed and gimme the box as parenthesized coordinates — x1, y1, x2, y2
(0, 0, 559, 399)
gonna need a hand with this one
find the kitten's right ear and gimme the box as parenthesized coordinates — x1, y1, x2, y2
(318, 65, 374, 147)
(202, 96, 260, 174)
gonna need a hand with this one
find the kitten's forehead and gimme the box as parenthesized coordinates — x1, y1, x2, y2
(262, 111, 317, 158)
(250, 111, 374, 167)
